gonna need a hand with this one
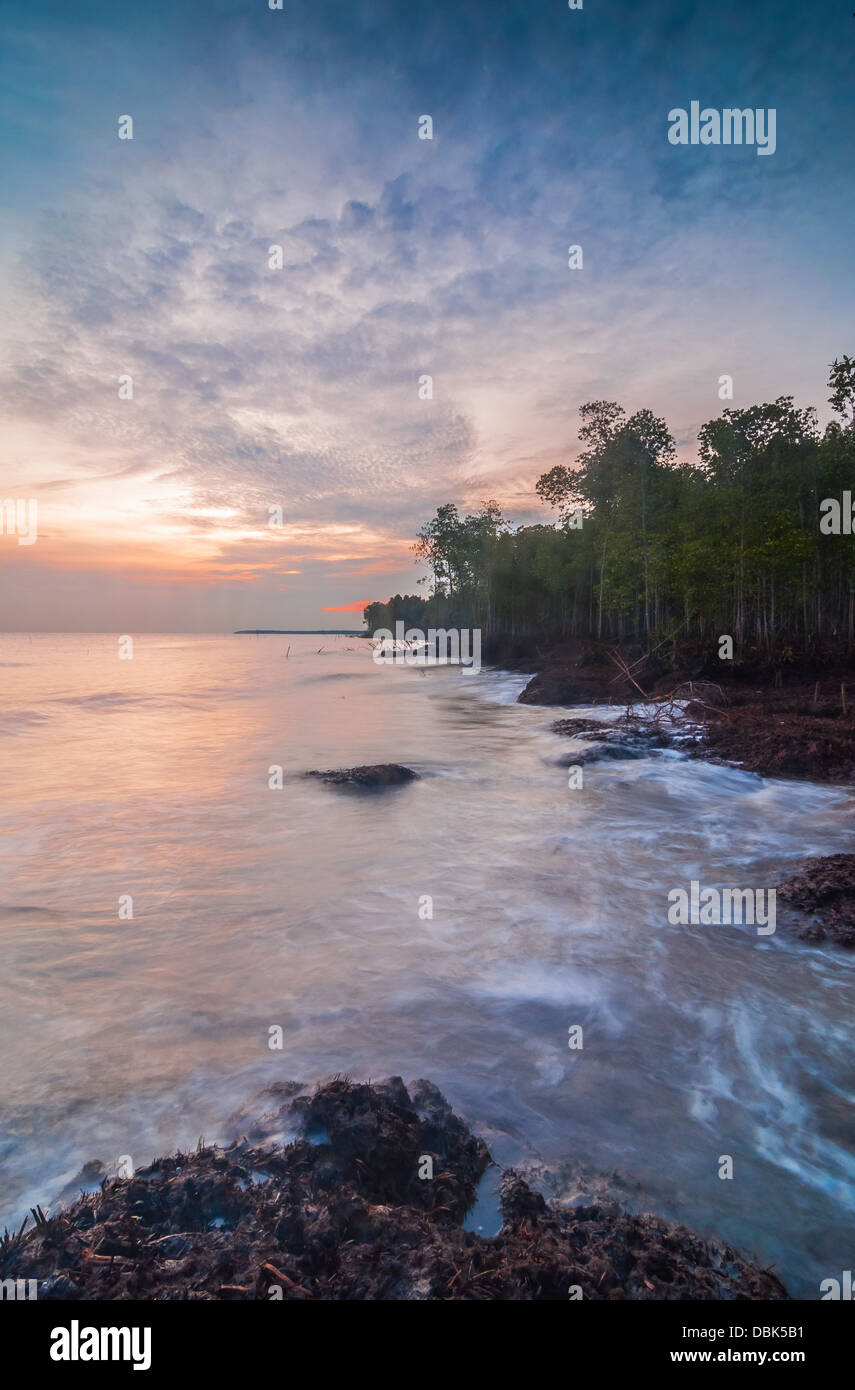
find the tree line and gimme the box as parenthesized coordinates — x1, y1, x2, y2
(364, 358, 855, 656)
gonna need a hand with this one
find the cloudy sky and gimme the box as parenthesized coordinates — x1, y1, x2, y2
(1, 0, 853, 631)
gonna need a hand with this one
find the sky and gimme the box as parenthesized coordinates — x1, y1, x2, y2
(1, 0, 853, 631)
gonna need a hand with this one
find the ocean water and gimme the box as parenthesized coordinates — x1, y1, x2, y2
(0, 632, 854, 1296)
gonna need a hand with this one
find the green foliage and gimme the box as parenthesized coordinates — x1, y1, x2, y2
(397, 359, 855, 654)
(363, 594, 428, 632)
(828, 355, 855, 427)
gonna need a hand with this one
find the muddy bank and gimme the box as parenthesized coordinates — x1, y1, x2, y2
(1, 1077, 788, 1301)
(777, 854, 855, 948)
(515, 638, 644, 707)
(683, 689, 855, 782)
(518, 638, 855, 782)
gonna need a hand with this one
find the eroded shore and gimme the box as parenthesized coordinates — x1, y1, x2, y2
(508, 636, 855, 783)
(512, 638, 855, 949)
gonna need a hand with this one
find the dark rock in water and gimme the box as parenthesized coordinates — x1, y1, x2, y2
(550, 719, 671, 764)
(551, 746, 647, 768)
(575, 744, 648, 764)
(2, 1077, 788, 1301)
(305, 764, 419, 789)
(551, 718, 604, 738)
(777, 854, 855, 948)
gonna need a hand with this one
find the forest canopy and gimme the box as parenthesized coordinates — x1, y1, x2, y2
(364, 358, 855, 654)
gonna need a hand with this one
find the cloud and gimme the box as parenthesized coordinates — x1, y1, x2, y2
(0, 0, 852, 629)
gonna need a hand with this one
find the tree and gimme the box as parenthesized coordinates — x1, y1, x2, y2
(407, 356, 854, 654)
(828, 355, 855, 428)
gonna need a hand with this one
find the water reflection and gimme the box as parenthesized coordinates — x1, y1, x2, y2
(0, 632, 853, 1296)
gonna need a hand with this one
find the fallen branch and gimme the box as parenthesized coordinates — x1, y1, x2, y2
(260, 1261, 311, 1296)
(606, 648, 650, 702)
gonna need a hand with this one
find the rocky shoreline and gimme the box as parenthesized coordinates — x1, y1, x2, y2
(511, 636, 855, 783)
(520, 638, 855, 950)
(1, 1077, 788, 1301)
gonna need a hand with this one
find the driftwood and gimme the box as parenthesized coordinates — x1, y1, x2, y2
(605, 647, 728, 731)
(260, 1261, 311, 1297)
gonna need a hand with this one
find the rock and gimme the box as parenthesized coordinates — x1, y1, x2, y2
(550, 718, 671, 764)
(777, 854, 855, 948)
(2, 1076, 789, 1301)
(551, 718, 603, 737)
(38, 1273, 84, 1300)
(575, 744, 647, 764)
(304, 764, 419, 789)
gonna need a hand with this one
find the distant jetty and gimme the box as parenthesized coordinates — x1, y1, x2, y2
(234, 629, 365, 635)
